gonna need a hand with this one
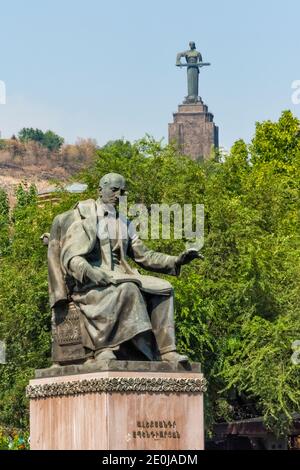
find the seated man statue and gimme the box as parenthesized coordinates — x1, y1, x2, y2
(48, 173, 201, 365)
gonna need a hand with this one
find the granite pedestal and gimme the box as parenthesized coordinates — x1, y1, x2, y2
(168, 100, 218, 161)
(27, 361, 206, 450)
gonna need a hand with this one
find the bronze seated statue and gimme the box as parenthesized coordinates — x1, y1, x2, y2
(46, 173, 202, 366)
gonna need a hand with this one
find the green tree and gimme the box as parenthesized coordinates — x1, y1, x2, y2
(18, 128, 64, 151)
(42, 130, 64, 152)
(251, 110, 300, 165)
(18, 128, 44, 144)
(1, 112, 300, 437)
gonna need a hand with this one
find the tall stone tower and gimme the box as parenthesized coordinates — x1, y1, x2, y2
(168, 42, 218, 161)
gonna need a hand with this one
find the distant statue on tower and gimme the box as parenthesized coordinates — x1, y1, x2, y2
(169, 41, 218, 160)
(176, 41, 210, 104)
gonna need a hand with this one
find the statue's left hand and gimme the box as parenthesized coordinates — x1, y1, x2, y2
(176, 249, 204, 266)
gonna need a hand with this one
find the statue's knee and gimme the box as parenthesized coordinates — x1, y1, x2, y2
(121, 282, 140, 296)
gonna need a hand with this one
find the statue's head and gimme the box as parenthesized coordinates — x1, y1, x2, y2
(189, 41, 196, 50)
(99, 173, 127, 207)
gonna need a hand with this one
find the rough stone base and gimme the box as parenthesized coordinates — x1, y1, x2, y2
(28, 364, 206, 450)
(168, 101, 218, 160)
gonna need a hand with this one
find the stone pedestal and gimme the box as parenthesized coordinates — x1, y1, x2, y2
(168, 100, 218, 161)
(27, 362, 206, 450)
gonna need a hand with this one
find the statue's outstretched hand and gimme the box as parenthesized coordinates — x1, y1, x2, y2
(176, 249, 204, 267)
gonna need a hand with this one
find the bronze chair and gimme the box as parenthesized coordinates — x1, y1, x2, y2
(41, 233, 90, 365)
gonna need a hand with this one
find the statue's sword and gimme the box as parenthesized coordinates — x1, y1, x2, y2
(176, 62, 211, 68)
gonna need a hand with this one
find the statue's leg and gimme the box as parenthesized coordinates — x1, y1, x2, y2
(131, 331, 157, 361)
(194, 69, 199, 98)
(146, 290, 176, 355)
(187, 66, 199, 100)
(72, 282, 152, 354)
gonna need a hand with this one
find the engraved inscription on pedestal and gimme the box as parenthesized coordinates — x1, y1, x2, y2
(131, 420, 181, 441)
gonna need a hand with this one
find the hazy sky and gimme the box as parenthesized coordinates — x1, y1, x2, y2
(0, 0, 299, 150)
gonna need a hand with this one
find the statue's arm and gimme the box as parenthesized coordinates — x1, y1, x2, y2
(128, 235, 180, 276)
(126, 222, 203, 275)
(68, 256, 90, 283)
(176, 51, 186, 65)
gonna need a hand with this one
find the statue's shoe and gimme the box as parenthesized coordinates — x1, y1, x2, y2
(48, 362, 61, 369)
(95, 349, 117, 361)
(161, 351, 189, 364)
(83, 357, 96, 365)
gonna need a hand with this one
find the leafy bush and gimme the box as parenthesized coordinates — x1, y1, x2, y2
(0, 427, 29, 450)
(0, 112, 300, 437)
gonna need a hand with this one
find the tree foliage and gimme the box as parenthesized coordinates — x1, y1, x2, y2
(0, 111, 300, 436)
(18, 127, 64, 151)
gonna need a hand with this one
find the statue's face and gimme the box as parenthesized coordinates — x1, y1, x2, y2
(189, 41, 196, 50)
(99, 175, 127, 207)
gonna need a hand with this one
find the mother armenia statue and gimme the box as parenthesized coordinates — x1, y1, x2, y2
(48, 173, 202, 366)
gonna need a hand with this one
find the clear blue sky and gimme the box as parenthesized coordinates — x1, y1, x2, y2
(0, 0, 299, 150)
